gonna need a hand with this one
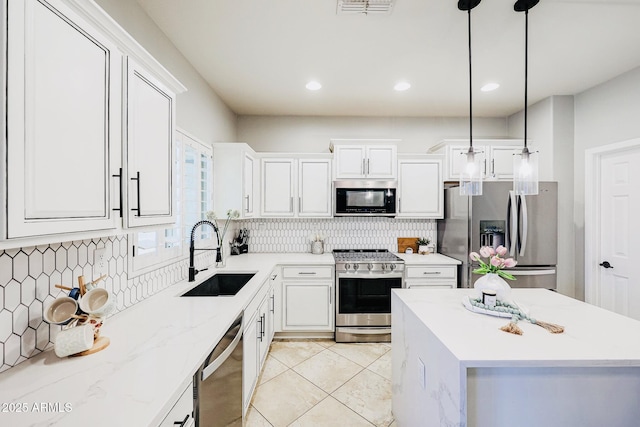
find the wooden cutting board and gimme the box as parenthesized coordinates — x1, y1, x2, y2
(397, 237, 419, 254)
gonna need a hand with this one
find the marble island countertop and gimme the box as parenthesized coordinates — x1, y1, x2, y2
(391, 288, 640, 426)
(0, 253, 333, 427)
(394, 288, 640, 367)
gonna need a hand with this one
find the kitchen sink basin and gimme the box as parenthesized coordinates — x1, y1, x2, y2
(181, 273, 255, 297)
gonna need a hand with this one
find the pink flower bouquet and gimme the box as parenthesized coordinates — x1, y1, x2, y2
(469, 245, 517, 280)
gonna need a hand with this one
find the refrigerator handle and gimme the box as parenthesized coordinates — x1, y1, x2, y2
(519, 195, 528, 257)
(507, 191, 517, 257)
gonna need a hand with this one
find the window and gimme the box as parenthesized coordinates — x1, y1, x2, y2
(129, 129, 213, 275)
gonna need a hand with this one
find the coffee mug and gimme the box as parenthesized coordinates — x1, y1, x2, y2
(79, 288, 114, 318)
(54, 324, 94, 357)
(43, 297, 79, 325)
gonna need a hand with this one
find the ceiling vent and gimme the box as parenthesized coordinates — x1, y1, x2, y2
(337, 0, 395, 15)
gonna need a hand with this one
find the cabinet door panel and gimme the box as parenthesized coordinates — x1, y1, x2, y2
(366, 145, 397, 178)
(398, 160, 442, 217)
(261, 159, 294, 216)
(126, 60, 175, 227)
(299, 159, 331, 217)
(489, 146, 521, 180)
(243, 312, 259, 412)
(6, 0, 120, 238)
(448, 145, 487, 180)
(243, 154, 255, 216)
(284, 283, 331, 329)
(334, 145, 366, 178)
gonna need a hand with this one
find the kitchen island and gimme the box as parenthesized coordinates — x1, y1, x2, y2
(391, 288, 640, 427)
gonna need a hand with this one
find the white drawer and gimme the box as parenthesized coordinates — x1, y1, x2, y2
(159, 381, 193, 427)
(282, 266, 333, 279)
(405, 265, 456, 279)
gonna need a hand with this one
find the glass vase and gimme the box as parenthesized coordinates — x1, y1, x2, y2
(473, 273, 512, 303)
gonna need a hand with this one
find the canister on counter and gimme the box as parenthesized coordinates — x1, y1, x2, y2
(482, 290, 497, 308)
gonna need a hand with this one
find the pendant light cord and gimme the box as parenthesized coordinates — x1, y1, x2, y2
(524, 9, 528, 149)
(468, 8, 473, 150)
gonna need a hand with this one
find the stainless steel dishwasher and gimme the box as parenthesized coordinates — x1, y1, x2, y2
(193, 312, 243, 426)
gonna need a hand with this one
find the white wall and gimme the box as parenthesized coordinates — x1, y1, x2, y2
(95, 0, 237, 143)
(507, 96, 575, 298)
(573, 66, 640, 300)
(237, 115, 508, 153)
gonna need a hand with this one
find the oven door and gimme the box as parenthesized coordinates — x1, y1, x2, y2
(335, 273, 403, 327)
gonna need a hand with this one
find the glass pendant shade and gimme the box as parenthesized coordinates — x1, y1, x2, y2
(513, 147, 539, 195)
(460, 147, 483, 196)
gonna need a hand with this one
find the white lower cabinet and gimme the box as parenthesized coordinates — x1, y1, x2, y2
(282, 266, 334, 331)
(405, 265, 457, 289)
(159, 381, 194, 427)
(242, 277, 274, 414)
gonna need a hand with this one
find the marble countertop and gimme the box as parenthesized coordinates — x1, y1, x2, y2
(393, 288, 640, 367)
(0, 253, 333, 427)
(395, 253, 461, 265)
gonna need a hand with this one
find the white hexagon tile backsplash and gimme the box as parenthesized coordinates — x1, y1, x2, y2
(0, 217, 435, 372)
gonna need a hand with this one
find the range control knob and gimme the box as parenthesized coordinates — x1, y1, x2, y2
(381, 263, 387, 271)
(368, 263, 374, 271)
(344, 263, 351, 271)
(389, 263, 397, 271)
(353, 264, 360, 271)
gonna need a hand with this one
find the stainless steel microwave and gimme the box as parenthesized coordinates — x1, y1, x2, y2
(333, 180, 397, 217)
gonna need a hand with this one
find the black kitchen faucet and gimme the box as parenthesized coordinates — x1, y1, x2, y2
(188, 220, 220, 282)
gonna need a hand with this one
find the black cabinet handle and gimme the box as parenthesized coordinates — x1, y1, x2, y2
(173, 414, 190, 426)
(599, 261, 613, 269)
(112, 167, 123, 218)
(130, 171, 141, 216)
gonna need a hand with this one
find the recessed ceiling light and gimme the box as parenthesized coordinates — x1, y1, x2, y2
(481, 82, 500, 92)
(394, 82, 411, 91)
(306, 81, 322, 91)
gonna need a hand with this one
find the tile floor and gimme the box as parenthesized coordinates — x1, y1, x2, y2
(245, 339, 396, 427)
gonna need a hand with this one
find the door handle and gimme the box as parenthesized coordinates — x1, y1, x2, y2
(599, 261, 614, 269)
(130, 171, 141, 217)
(112, 167, 123, 218)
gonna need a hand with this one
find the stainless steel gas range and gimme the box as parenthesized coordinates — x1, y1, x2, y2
(333, 249, 405, 343)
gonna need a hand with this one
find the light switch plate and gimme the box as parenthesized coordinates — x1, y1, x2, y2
(418, 357, 426, 390)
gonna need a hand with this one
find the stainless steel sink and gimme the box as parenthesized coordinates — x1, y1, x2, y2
(181, 273, 255, 297)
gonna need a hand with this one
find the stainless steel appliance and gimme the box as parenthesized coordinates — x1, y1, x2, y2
(334, 180, 397, 217)
(193, 312, 243, 427)
(438, 181, 558, 289)
(334, 249, 405, 342)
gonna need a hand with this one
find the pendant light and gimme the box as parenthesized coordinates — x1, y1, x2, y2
(513, 0, 539, 195)
(458, 0, 483, 196)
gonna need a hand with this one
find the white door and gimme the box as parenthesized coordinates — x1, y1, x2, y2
(334, 145, 366, 179)
(126, 59, 176, 227)
(283, 283, 332, 330)
(6, 0, 121, 238)
(366, 145, 397, 179)
(397, 158, 443, 218)
(586, 141, 640, 320)
(298, 159, 332, 217)
(243, 154, 255, 217)
(447, 145, 487, 181)
(261, 158, 295, 216)
(488, 145, 521, 180)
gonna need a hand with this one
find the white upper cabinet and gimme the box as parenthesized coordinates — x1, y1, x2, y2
(212, 143, 258, 219)
(331, 140, 398, 179)
(397, 156, 444, 218)
(298, 158, 332, 217)
(429, 139, 523, 181)
(261, 158, 295, 217)
(261, 155, 332, 218)
(124, 58, 176, 228)
(5, 0, 121, 239)
(2, 0, 185, 246)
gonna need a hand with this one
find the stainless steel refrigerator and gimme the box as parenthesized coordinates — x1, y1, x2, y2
(437, 181, 558, 289)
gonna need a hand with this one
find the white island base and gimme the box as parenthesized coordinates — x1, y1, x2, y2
(391, 289, 640, 427)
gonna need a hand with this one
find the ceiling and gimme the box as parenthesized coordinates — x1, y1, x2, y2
(135, 0, 640, 118)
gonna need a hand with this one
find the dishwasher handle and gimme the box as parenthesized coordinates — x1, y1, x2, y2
(201, 316, 243, 381)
